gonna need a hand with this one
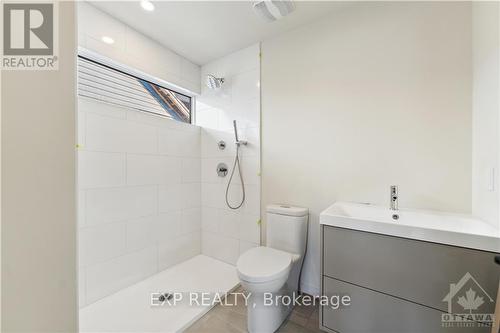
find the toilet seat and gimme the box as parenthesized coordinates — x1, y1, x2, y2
(236, 246, 292, 283)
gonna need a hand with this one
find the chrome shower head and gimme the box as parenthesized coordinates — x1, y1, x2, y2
(205, 74, 225, 90)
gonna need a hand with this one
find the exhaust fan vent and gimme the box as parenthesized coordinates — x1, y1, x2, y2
(253, 0, 295, 22)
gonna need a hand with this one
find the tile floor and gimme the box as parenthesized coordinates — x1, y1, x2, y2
(185, 287, 322, 333)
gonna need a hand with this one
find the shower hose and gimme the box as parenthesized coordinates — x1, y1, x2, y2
(225, 144, 245, 210)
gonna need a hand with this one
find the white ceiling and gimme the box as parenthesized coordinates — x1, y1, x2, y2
(89, 1, 345, 65)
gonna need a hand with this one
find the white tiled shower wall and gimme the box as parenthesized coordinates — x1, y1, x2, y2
(77, 3, 261, 303)
(77, 2, 206, 308)
(196, 44, 261, 265)
(78, 98, 201, 307)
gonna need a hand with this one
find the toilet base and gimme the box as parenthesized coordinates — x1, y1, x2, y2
(247, 289, 294, 333)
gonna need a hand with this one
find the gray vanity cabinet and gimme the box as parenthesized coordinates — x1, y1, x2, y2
(320, 225, 499, 333)
(323, 277, 474, 333)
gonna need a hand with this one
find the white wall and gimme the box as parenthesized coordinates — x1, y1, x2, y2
(261, 2, 473, 295)
(78, 2, 201, 94)
(472, 2, 500, 228)
(78, 98, 201, 306)
(196, 44, 261, 265)
(1, 2, 78, 331)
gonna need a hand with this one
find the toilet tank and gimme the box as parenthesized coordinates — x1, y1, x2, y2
(266, 204, 308, 256)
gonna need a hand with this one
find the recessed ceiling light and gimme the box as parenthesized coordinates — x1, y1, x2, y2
(140, 0, 155, 11)
(101, 36, 115, 45)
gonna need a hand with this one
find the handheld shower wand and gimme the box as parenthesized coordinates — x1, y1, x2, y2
(226, 121, 246, 209)
(233, 120, 247, 146)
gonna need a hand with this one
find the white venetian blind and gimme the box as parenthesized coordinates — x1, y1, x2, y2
(77, 56, 192, 123)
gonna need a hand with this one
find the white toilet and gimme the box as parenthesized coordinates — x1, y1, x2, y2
(236, 204, 308, 333)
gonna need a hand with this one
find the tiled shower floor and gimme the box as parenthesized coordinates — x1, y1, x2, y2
(79, 255, 239, 332)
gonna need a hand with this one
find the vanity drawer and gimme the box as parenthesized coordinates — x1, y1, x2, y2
(321, 276, 489, 333)
(323, 226, 499, 314)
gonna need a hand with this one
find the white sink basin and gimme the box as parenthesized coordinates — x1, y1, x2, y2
(320, 201, 500, 252)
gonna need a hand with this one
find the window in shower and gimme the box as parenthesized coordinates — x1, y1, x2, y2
(77, 55, 192, 123)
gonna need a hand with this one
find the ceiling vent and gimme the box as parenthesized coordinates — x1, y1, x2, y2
(253, 0, 295, 22)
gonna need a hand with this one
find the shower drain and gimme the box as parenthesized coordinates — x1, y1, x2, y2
(158, 293, 173, 302)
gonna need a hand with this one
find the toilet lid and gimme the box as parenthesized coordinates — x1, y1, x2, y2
(236, 247, 292, 283)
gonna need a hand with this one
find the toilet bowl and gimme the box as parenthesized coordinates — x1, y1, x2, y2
(236, 204, 308, 333)
(238, 246, 292, 293)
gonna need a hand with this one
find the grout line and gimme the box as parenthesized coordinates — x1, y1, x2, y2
(84, 242, 158, 271)
(79, 210, 182, 230)
(79, 147, 200, 159)
(83, 183, 181, 191)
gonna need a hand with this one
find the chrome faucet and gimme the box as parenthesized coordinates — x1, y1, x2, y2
(390, 185, 398, 211)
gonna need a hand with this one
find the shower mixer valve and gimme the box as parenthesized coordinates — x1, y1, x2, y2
(217, 163, 228, 177)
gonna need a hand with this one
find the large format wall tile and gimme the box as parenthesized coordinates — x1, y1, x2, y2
(196, 44, 261, 266)
(86, 246, 158, 304)
(158, 232, 201, 270)
(79, 151, 126, 189)
(78, 98, 201, 307)
(126, 154, 181, 186)
(78, 42, 260, 308)
(85, 186, 157, 226)
(79, 222, 127, 266)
